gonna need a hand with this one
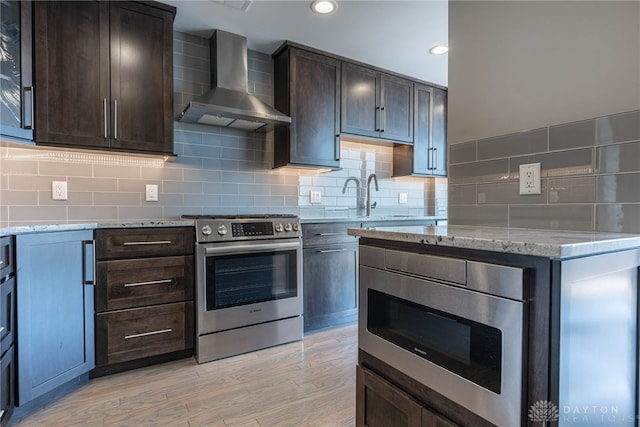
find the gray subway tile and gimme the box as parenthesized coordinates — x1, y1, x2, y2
(477, 181, 547, 205)
(596, 173, 640, 203)
(548, 177, 596, 203)
(447, 205, 509, 227)
(596, 141, 640, 173)
(509, 148, 593, 179)
(510, 205, 593, 231)
(118, 207, 163, 221)
(94, 192, 140, 206)
(477, 128, 547, 160)
(549, 118, 595, 150)
(448, 159, 509, 184)
(448, 184, 476, 205)
(173, 31, 205, 46)
(9, 206, 67, 222)
(449, 141, 477, 164)
(595, 204, 640, 233)
(596, 110, 640, 145)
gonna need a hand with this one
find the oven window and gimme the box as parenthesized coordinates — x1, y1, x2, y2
(367, 289, 502, 393)
(206, 250, 297, 310)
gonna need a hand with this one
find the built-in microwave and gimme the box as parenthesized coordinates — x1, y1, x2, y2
(359, 246, 528, 427)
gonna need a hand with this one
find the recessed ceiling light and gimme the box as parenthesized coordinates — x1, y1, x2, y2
(311, 0, 337, 15)
(429, 45, 449, 55)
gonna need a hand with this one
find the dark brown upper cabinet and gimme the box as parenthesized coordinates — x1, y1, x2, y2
(0, 0, 33, 142)
(33, 1, 175, 155)
(341, 62, 414, 144)
(273, 45, 341, 169)
(393, 84, 447, 177)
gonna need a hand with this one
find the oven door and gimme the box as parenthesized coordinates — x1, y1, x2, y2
(196, 238, 302, 335)
(359, 265, 526, 427)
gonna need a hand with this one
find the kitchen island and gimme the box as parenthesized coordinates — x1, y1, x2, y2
(349, 225, 640, 427)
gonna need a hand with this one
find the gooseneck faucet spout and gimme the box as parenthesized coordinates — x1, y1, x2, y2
(366, 173, 379, 217)
(342, 176, 363, 216)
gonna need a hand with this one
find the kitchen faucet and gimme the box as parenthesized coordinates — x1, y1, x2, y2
(366, 173, 379, 216)
(342, 176, 363, 216)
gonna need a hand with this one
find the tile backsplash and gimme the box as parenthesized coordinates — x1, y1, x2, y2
(448, 110, 640, 233)
(0, 31, 445, 227)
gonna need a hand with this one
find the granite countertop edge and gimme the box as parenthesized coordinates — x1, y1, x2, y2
(0, 220, 195, 237)
(348, 226, 640, 259)
(299, 215, 446, 224)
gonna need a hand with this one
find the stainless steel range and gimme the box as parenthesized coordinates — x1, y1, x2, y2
(185, 214, 303, 363)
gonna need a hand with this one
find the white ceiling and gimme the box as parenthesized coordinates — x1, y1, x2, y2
(163, 0, 449, 86)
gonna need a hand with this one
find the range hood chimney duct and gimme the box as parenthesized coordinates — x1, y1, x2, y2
(178, 30, 291, 131)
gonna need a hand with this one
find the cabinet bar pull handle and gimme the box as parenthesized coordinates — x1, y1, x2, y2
(375, 106, 381, 132)
(23, 86, 34, 129)
(123, 240, 172, 246)
(114, 99, 118, 140)
(124, 279, 172, 288)
(318, 249, 347, 253)
(0, 327, 5, 334)
(125, 328, 172, 340)
(83, 240, 96, 285)
(317, 232, 344, 236)
(380, 107, 385, 132)
(432, 147, 437, 170)
(335, 134, 340, 161)
(103, 98, 108, 138)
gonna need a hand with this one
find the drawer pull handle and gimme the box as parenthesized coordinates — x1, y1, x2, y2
(123, 240, 172, 246)
(317, 232, 344, 236)
(318, 249, 347, 253)
(124, 279, 172, 288)
(125, 328, 172, 340)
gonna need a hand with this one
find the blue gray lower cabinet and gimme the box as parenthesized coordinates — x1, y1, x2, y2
(15, 230, 95, 406)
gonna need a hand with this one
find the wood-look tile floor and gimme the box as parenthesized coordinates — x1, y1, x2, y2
(12, 323, 357, 427)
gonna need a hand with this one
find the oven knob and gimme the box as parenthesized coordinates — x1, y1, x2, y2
(292, 223, 299, 232)
(274, 223, 284, 233)
(217, 225, 228, 236)
(284, 223, 292, 232)
(202, 225, 212, 236)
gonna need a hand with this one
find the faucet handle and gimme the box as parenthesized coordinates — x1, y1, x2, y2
(371, 202, 377, 209)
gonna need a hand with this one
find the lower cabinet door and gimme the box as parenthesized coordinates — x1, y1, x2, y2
(0, 346, 15, 426)
(16, 230, 95, 406)
(356, 365, 422, 427)
(96, 301, 194, 366)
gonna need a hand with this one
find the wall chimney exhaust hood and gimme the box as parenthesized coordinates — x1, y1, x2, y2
(178, 30, 291, 131)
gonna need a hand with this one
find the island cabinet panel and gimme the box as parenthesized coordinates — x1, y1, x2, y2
(0, 236, 16, 426)
(341, 62, 413, 144)
(273, 46, 341, 169)
(92, 227, 195, 377)
(33, 0, 175, 155)
(15, 230, 95, 406)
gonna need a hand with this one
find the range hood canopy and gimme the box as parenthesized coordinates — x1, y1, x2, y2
(178, 30, 291, 131)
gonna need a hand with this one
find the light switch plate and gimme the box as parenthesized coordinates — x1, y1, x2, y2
(52, 181, 68, 200)
(146, 184, 159, 202)
(519, 163, 541, 195)
(398, 192, 408, 204)
(309, 190, 322, 204)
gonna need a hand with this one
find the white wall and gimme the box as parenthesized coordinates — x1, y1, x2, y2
(448, 1, 640, 144)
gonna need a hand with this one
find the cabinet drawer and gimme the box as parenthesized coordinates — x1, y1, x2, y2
(302, 222, 360, 247)
(96, 302, 194, 366)
(0, 236, 15, 279)
(95, 256, 194, 312)
(0, 277, 16, 357)
(385, 249, 466, 284)
(95, 227, 194, 259)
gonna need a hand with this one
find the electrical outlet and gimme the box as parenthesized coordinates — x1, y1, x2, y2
(145, 184, 159, 202)
(309, 190, 322, 204)
(519, 163, 541, 195)
(52, 181, 68, 200)
(398, 192, 408, 204)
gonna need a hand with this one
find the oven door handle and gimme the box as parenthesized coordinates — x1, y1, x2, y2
(203, 241, 300, 255)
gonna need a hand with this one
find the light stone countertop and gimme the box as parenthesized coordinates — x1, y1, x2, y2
(348, 225, 640, 259)
(0, 219, 194, 237)
(300, 215, 446, 224)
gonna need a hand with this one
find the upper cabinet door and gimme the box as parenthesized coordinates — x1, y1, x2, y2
(0, 0, 33, 142)
(341, 62, 413, 144)
(341, 63, 380, 139)
(379, 74, 413, 143)
(33, 1, 175, 155)
(109, 2, 174, 154)
(431, 87, 447, 176)
(33, 1, 110, 148)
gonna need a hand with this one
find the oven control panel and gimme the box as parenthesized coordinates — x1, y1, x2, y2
(194, 217, 301, 242)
